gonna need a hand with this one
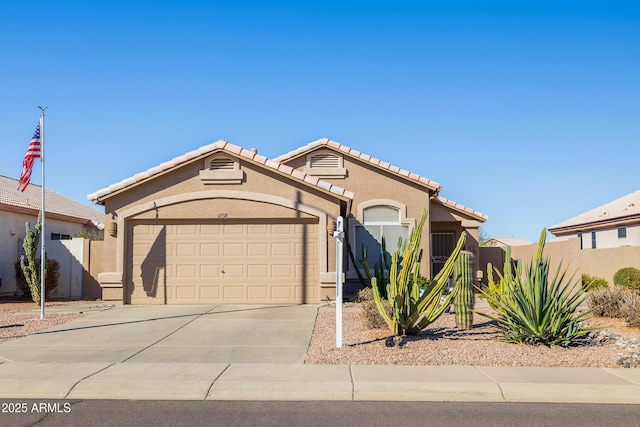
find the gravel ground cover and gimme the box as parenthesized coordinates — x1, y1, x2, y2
(3, 297, 639, 368)
(305, 303, 640, 368)
(0, 297, 102, 345)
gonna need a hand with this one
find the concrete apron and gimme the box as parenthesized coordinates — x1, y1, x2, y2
(0, 304, 319, 364)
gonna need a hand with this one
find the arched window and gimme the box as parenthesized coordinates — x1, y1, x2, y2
(355, 205, 409, 267)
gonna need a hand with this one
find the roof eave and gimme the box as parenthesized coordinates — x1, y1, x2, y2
(275, 139, 442, 193)
(88, 142, 353, 205)
(549, 213, 640, 235)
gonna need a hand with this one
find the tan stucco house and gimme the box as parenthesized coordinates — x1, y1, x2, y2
(0, 175, 104, 297)
(549, 190, 640, 249)
(89, 138, 487, 305)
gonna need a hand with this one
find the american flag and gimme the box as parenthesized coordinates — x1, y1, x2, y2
(17, 123, 42, 192)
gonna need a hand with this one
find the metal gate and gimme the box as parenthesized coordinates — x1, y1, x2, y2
(431, 232, 455, 277)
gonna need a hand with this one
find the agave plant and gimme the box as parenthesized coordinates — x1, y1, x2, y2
(479, 229, 596, 346)
(371, 210, 467, 335)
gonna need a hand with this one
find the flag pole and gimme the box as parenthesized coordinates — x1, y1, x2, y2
(38, 106, 47, 320)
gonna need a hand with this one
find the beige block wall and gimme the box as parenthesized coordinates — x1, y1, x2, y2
(0, 209, 95, 297)
(83, 239, 104, 300)
(481, 237, 640, 287)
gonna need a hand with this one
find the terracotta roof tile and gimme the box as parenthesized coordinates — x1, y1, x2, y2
(1, 175, 104, 227)
(88, 140, 353, 203)
(435, 196, 488, 222)
(277, 164, 294, 175)
(225, 143, 243, 154)
(253, 154, 268, 164)
(304, 175, 319, 185)
(273, 138, 444, 193)
(240, 148, 256, 160)
(291, 169, 306, 180)
(265, 159, 280, 169)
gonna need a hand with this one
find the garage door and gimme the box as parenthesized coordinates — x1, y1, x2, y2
(127, 220, 318, 304)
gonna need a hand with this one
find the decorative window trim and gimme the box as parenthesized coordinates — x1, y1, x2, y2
(303, 150, 347, 178)
(199, 155, 244, 184)
(346, 200, 416, 279)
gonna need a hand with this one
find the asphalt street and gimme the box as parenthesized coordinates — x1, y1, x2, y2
(1, 400, 639, 427)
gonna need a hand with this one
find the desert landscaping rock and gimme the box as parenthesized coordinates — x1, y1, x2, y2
(305, 304, 640, 368)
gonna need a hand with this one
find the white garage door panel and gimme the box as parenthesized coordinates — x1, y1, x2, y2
(128, 221, 318, 304)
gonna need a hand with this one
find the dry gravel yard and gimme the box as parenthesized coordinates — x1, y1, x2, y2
(305, 302, 640, 368)
(0, 297, 106, 345)
(2, 297, 639, 368)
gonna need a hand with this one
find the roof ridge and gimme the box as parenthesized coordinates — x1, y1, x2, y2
(0, 175, 104, 224)
(273, 138, 441, 192)
(88, 141, 353, 203)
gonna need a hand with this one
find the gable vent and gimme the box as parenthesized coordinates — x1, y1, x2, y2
(209, 158, 235, 171)
(310, 153, 340, 168)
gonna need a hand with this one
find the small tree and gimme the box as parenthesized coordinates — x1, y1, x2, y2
(19, 213, 46, 304)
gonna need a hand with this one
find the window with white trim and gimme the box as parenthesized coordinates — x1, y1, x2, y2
(355, 206, 409, 266)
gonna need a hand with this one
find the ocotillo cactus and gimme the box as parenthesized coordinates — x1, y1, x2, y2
(453, 250, 475, 330)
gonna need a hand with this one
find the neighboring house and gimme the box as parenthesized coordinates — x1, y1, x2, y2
(549, 190, 640, 249)
(88, 138, 487, 305)
(0, 175, 104, 297)
(482, 237, 531, 248)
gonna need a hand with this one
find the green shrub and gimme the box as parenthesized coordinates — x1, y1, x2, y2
(581, 274, 608, 291)
(478, 229, 596, 346)
(15, 259, 61, 300)
(613, 267, 640, 290)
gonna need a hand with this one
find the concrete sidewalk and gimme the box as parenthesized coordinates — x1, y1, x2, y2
(0, 362, 639, 403)
(1, 302, 639, 403)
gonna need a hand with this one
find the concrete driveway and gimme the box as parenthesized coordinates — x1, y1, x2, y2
(0, 304, 319, 364)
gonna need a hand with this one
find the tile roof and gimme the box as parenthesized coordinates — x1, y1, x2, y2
(434, 196, 489, 222)
(88, 140, 354, 203)
(273, 138, 441, 191)
(0, 175, 104, 227)
(274, 138, 487, 222)
(549, 190, 640, 233)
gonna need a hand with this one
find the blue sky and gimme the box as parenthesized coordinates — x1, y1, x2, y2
(1, 1, 638, 242)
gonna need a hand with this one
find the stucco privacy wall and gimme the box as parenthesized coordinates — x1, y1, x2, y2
(481, 237, 640, 287)
(0, 210, 94, 297)
(97, 148, 347, 303)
